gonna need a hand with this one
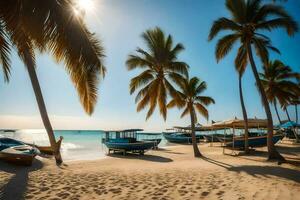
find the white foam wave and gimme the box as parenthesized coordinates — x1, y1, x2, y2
(61, 142, 83, 151)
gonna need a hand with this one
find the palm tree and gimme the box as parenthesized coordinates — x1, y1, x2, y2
(259, 60, 300, 124)
(0, 1, 105, 164)
(208, 0, 298, 161)
(126, 27, 189, 120)
(167, 77, 215, 157)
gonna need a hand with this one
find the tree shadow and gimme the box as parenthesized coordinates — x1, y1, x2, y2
(276, 144, 300, 157)
(107, 153, 173, 163)
(0, 159, 43, 200)
(156, 148, 185, 155)
(228, 165, 300, 183)
(231, 146, 300, 167)
(201, 156, 233, 169)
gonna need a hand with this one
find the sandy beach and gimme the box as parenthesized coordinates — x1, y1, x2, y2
(1, 142, 300, 200)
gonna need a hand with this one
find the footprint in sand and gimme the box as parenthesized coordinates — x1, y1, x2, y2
(217, 190, 225, 196)
(201, 191, 210, 197)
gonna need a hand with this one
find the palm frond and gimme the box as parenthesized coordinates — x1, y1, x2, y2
(158, 81, 167, 120)
(208, 17, 241, 40)
(126, 55, 153, 70)
(195, 103, 209, 120)
(256, 18, 298, 36)
(235, 44, 248, 75)
(0, 25, 11, 82)
(180, 106, 190, 118)
(195, 81, 207, 95)
(215, 34, 240, 62)
(195, 96, 215, 106)
(130, 70, 154, 94)
(165, 62, 189, 77)
(225, 0, 247, 24)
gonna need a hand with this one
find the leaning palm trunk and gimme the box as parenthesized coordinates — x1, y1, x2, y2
(190, 106, 202, 157)
(247, 43, 284, 161)
(238, 75, 249, 153)
(296, 105, 298, 124)
(285, 109, 291, 122)
(24, 50, 63, 164)
(274, 100, 282, 124)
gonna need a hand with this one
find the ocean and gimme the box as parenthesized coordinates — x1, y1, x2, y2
(0, 129, 166, 161)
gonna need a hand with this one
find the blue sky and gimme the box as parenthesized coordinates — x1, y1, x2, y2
(0, 0, 299, 131)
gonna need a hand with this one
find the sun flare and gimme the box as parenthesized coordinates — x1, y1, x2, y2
(74, 0, 94, 14)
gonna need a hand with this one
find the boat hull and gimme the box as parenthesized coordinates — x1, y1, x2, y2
(0, 146, 37, 166)
(224, 134, 283, 149)
(104, 140, 156, 155)
(36, 146, 54, 155)
(163, 133, 201, 144)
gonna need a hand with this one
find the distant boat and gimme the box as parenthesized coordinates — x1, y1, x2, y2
(163, 132, 202, 144)
(223, 133, 284, 150)
(103, 129, 156, 155)
(1, 129, 16, 133)
(0, 138, 39, 166)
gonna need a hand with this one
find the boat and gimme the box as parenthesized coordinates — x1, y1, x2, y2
(102, 129, 156, 155)
(223, 133, 284, 150)
(163, 132, 202, 144)
(0, 138, 39, 165)
(36, 146, 54, 155)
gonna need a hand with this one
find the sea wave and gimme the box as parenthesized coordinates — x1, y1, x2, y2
(61, 142, 83, 151)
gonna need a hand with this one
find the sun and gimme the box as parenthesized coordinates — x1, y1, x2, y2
(75, 0, 94, 13)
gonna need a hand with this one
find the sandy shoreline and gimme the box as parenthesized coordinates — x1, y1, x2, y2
(1, 143, 300, 200)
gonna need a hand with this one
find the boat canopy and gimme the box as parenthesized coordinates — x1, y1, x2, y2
(174, 118, 268, 131)
(104, 129, 144, 133)
(104, 129, 144, 139)
(210, 118, 267, 129)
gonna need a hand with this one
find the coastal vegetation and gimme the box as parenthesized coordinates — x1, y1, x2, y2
(167, 77, 215, 157)
(259, 60, 300, 124)
(208, 0, 298, 161)
(0, 0, 105, 164)
(126, 27, 189, 120)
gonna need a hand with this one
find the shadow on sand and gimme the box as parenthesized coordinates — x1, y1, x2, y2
(108, 153, 173, 163)
(0, 159, 43, 200)
(228, 165, 300, 183)
(277, 144, 300, 157)
(201, 156, 233, 169)
(156, 148, 185, 155)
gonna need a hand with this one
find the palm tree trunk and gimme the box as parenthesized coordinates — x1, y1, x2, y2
(285, 109, 291, 122)
(189, 105, 202, 157)
(246, 43, 284, 161)
(274, 100, 282, 124)
(238, 74, 249, 153)
(24, 50, 63, 165)
(296, 105, 298, 124)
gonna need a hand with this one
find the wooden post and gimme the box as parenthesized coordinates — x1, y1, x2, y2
(232, 126, 235, 155)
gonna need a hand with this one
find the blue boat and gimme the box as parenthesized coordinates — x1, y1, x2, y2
(163, 132, 201, 144)
(103, 129, 156, 155)
(224, 134, 284, 149)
